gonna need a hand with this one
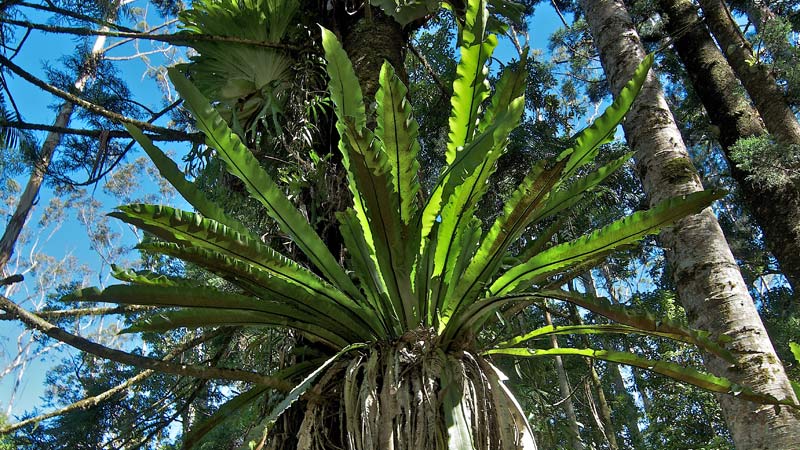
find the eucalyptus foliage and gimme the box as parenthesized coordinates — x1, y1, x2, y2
(63, 0, 795, 448)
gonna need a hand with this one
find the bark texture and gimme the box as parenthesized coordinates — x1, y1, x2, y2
(659, 0, 800, 294)
(579, 1, 800, 448)
(697, 0, 800, 146)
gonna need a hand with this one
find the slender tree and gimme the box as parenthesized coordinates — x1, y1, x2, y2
(0, 25, 114, 272)
(582, 271, 644, 448)
(579, 0, 800, 448)
(543, 304, 585, 450)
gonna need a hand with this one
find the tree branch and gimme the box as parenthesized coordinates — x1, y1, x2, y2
(0, 330, 221, 434)
(2, 121, 203, 143)
(0, 54, 179, 136)
(16, 1, 139, 33)
(0, 294, 294, 391)
(409, 42, 451, 99)
(0, 304, 155, 321)
(0, 17, 302, 51)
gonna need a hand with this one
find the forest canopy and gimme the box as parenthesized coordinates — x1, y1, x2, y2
(0, 0, 799, 449)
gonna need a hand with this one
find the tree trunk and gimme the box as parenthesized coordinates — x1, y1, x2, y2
(579, 1, 800, 448)
(581, 272, 643, 448)
(565, 297, 619, 450)
(543, 305, 585, 450)
(659, 0, 800, 292)
(0, 31, 109, 273)
(696, 0, 800, 147)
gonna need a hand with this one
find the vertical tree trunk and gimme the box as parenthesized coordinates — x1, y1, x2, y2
(696, 0, 800, 146)
(581, 272, 644, 448)
(659, 0, 800, 292)
(566, 298, 619, 450)
(543, 305, 585, 450)
(579, 1, 800, 448)
(0, 32, 109, 273)
(598, 265, 652, 423)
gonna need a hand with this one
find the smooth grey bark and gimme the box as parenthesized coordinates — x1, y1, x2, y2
(579, 1, 800, 448)
(581, 272, 643, 448)
(566, 299, 619, 450)
(0, 103, 72, 273)
(544, 305, 585, 450)
(659, 0, 800, 293)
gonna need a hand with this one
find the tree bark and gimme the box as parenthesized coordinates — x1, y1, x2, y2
(544, 305, 585, 450)
(579, 1, 800, 448)
(659, 0, 800, 293)
(697, 0, 800, 146)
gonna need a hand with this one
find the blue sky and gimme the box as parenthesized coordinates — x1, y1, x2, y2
(0, 1, 572, 422)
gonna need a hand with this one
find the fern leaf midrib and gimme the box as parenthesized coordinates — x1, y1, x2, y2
(347, 130, 409, 326)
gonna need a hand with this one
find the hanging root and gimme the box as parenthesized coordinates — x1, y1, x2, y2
(282, 331, 535, 450)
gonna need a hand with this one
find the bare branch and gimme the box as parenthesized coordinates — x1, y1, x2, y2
(0, 54, 179, 136)
(16, 1, 139, 33)
(0, 274, 24, 286)
(409, 42, 451, 98)
(2, 121, 203, 143)
(0, 304, 156, 321)
(0, 330, 221, 434)
(0, 294, 294, 391)
(0, 17, 303, 51)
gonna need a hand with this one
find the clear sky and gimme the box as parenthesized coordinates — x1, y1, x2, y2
(0, 1, 572, 421)
(1, 2, 186, 418)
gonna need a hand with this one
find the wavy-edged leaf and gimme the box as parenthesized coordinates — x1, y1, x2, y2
(124, 307, 350, 348)
(433, 96, 525, 279)
(446, 0, 496, 164)
(441, 356, 476, 450)
(432, 97, 529, 324)
(483, 360, 537, 450)
(496, 324, 722, 353)
(168, 67, 362, 301)
(453, 159, 566, 308)
(135, 241, 380, 341)
(320, 30, 415, 325)
(530, 289, 734, 361)
(490, 190, 725, 295)
(337, 210, 399, 336)
(124, 123, 250, 236)
(557, 54, 653, 180)
(446, 32, 498, 165)
(478, 51, 528, 134)
(342, 124, 416, 327)
(535, 152, 634, 225)
(66, 283, 362, 344)
(111, 204, 363, 312)
(375, 61, 421, 225)
(110, 264, 198, 288)
(320, 27, 366, 129)
(485, 347, 795, 407)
